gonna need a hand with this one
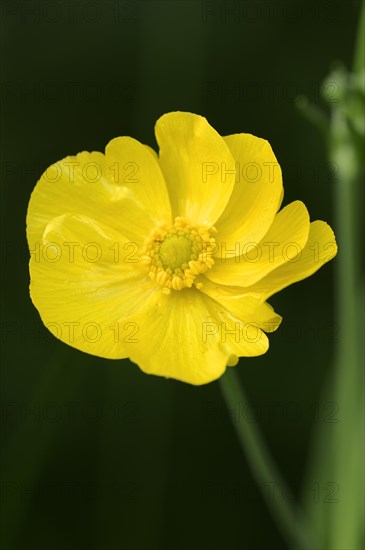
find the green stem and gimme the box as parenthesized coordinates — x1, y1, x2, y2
(219, 368, 317, 550)
(323, 3, 365, 545)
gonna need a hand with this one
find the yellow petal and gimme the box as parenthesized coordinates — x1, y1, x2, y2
(245, 221, 338, 299)
(208, 201, 310, 286)
(105, 136, 171, 222)
(127, 288, 269, 385)
(29, 213, 157, 359)
(215, 133, 283, 252)
(144, 144, 158, 158)
(26, 151, 158, 252)
(197, 276, 282, 332)
(155, 112, 236, 225)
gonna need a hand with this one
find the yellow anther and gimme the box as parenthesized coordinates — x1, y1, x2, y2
(141, 217, 216, 293)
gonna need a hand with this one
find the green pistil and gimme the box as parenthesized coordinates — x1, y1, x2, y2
(158, 235, 193, 271)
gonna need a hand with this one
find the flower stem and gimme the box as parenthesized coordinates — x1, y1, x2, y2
(219, 368, 317, 550)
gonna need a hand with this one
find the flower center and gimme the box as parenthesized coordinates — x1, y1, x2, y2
(159, 235, 192, 271)
(141, 217, 216, 294)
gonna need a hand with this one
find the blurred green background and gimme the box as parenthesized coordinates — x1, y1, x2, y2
(1, 1, 362, 549)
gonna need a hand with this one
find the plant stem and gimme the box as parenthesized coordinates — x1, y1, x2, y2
(219, 368, 317, 550)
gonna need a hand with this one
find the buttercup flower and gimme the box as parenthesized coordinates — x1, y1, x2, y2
(27, 112, 337, 384)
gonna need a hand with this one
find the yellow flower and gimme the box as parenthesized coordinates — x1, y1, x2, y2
(26, 112, 337, 385)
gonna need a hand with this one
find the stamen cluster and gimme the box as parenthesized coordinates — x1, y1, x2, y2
(141, 217, 216, 294)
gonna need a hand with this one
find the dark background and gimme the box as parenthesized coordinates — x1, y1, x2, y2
(0, 1, 360, 549)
